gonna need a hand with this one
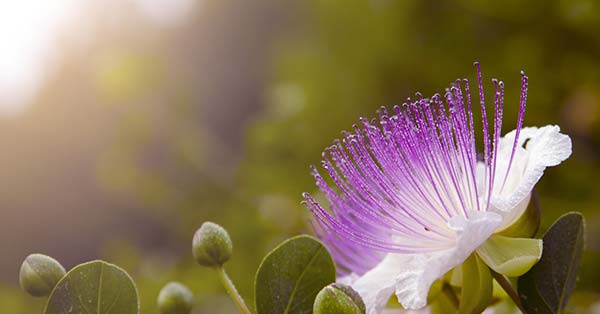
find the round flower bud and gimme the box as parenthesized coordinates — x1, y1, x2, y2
(313, 283, 366, 314)
(19, 254, 66, 297)
(192, 222, 233, 267)
(157, 282, 194, 314)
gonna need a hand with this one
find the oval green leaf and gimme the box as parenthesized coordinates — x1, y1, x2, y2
(518, 212, 585, 314)
(45, 260, 140, 314)
(255, 235, 336, 314)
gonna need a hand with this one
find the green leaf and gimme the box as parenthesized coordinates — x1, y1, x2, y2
(44, 260, 139, 314)
(459, 254, 492, 314)
(255, 235, 336, 314)
(476, 235, 543, 277)
(518, 212, 585, 314)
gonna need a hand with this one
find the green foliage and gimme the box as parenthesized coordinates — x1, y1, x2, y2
(518, 212, 585, 314)
(44, 260, 139, 314)
(477, 235, 543, 277)
(459, 254, 492, 314)
(3, 0, 599, 313)
(254, 235, 336, 314)
(313, 284, 365, 314)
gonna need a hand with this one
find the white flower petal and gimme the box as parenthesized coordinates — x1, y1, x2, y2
(352, 211, 502, 313)
(337, 273, 360, 285)
(383, 307, 431, 314)
(476, 146, 529, 230)
(493, 193, 531, 233)
(349, 255, 401, 314)
(490, 125, 571, 230)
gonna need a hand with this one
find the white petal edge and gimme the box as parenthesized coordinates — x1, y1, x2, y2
(337, 273, 360, 285)
(491, 125, 571, 230)
(382, 307, 431, 314)
(351, 211, 502, 313)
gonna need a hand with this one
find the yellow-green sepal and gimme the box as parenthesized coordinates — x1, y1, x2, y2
(431, 288, 460, 314)
(449, 265, 462, 287)
(476, 234, 542, 277)
(496, 200, 540, 238)
(426, 277, 444, 303)
(492, 278, 509, 299)
(459, 254, 493, 314)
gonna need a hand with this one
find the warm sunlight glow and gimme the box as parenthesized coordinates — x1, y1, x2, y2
(134, 0, 196, 26)
(0, 0, 195, 117)
(0, 0, 82, 116)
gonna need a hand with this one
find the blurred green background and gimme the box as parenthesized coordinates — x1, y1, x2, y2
(1, 0, 599, 313)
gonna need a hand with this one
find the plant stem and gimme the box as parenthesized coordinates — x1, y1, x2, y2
(216, 267, 252, 314)
(442, 283, 459, 309)
(491, 270, 528, 314)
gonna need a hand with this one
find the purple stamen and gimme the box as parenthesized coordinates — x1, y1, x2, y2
(303, 64, 527, 276)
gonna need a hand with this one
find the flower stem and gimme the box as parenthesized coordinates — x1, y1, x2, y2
(441, 283, 459, 309)
(491, 270, 528, 314)
(216, 266, 252, 314)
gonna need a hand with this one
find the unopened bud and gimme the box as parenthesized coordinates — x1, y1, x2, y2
(313, 283, 366, 314)
(158, 282, 194, 314)
(192, 222, 232, 267)
(19, 254, 66, 297)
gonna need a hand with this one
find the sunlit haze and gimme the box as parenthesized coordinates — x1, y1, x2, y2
(0, 1, 82, 116)
(0, 0, 195, 117)
(134, 0, 196, 26)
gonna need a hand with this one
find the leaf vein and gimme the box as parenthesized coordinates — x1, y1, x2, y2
(97, 263, 104, 314)
(77, 295, 94, 314)
(282, 246, 323, 314)
(104, 286, 121, 314)
(557, 221, 582, 311)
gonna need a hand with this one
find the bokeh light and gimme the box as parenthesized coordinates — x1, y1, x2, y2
(0, 0, 599, 313)
(0, 0, 81, 115)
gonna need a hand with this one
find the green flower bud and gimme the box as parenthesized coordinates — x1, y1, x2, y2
(192, 222, 233, 267)
(157, 282, 194, 314)
(19, 254, 66, 297)
(313, 283, 366, 314)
